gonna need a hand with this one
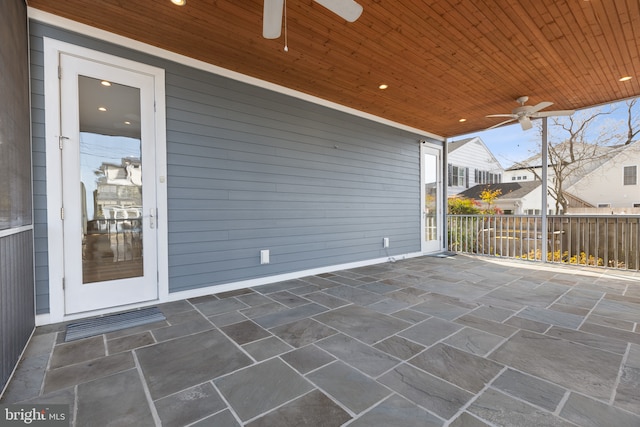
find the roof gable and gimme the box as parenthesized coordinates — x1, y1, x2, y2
(448, 136, 503, 169)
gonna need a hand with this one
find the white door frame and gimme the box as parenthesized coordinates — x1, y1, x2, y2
(420, 142, 443, 253)
(44, 38, 168, 323)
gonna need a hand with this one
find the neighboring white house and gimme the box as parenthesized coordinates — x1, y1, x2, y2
(566, 140, 640, 211)
(503, 142, 613, 189)
(447, 137, 504, 197)
(503, 163, 547, 184)
(504, 140, 640, 213)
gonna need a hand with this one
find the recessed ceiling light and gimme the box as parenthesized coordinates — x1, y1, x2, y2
(458, 118, 467, 123)
(171, 0, 186, 5)
(124, 121, 131, 125)
(378, 84, 388, 90)
(619, 76, 633, 82)
(101, 80, 111, 87)
(98, 107, 107, 112)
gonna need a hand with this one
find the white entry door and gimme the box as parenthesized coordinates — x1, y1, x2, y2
(421, 144, 442, 253)
(59, 53, 159, 314)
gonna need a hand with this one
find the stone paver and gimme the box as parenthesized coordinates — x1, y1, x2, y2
(408, 343, 503, 393)
(136, 329, 252, 400)
(468, 388, 576, 427)
(76, 369, 155, 427)
(306, 361, 391, 413)
(155, 383, 226, 427)
(379, 363, 473, 419)
(3, 255, 639, 427)
(214, 358, 313, 422)
(491, 368, 566, 412)
(489, 330, 623, 400)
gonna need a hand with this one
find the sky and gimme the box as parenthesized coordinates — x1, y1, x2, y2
(451, 97, 639, 169)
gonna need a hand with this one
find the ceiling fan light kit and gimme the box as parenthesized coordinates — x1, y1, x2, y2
(486, 96, 575, 131)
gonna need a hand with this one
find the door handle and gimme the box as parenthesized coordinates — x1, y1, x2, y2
(149, 208, 156, 229)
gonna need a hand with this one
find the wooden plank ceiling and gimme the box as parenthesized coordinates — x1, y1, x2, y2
(28, 0, 640, 137)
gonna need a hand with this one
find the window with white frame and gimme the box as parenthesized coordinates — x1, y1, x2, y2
(452, 166, 466, 186)
(623, 165, 637, 185)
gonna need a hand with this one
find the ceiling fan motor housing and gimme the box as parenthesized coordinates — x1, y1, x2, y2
(513, 106, 533, 116)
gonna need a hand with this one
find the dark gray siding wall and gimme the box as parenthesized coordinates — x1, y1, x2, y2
(166, 73, 421, 291)
(1, 0, 35, 392)
(30, 24, 49, 314)
(0, 231, 35, 392)
(30, 22, 424, 309)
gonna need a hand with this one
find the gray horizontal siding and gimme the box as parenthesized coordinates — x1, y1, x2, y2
(0, 230, 35, 392)
(29, 25, 49, 314)
(30, 21, 427, 307)
(165, 74, 420, 290)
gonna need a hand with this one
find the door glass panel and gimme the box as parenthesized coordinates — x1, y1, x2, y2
(79, 76, 143, 284)
(424, 152, 438, 242)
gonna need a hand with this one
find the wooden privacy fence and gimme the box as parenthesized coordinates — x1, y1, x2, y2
(447, 214, 640, 271)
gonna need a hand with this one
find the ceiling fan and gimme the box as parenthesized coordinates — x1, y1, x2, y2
(486, 96, 575, 131)
(263, 0, 363, 39)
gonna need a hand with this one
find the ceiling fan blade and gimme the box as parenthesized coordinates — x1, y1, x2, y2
(529, 101, 553, 113)
(485, 114, 516, 118)
(486, 118, 516, 130)
(314, 0, 363, 22)
(535, 109, 575, 117)
(519, 117, 533, 130)
(263, 0, 284, 39)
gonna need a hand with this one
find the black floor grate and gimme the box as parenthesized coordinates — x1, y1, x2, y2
(64, 306, 165, 342)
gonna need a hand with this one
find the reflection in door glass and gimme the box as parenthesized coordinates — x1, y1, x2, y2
(79, 76, 143, 283)
(424, 153, 438, 242)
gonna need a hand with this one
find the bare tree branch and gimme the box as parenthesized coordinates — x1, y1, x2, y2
(624, 98, 639, 145)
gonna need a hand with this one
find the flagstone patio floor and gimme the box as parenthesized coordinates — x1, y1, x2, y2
(2, 254, 640, 426)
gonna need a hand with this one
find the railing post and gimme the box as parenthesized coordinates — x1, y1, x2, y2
(541, 117, 548, 263)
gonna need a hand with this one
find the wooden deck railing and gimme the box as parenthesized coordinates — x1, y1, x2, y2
(447, 214, 640, 271)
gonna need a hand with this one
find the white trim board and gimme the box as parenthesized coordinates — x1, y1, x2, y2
(0, 225, 34, 238)
(28, 8, 444, 142)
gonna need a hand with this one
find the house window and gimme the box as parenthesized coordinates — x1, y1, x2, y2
(512, 176, 516, 181)
(633, 203, 640, 208)
(597, 203, 611, 208)
(623, 166, 637, 185)
(451, 166, 466, 186)
(474, 170, 501, 185)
